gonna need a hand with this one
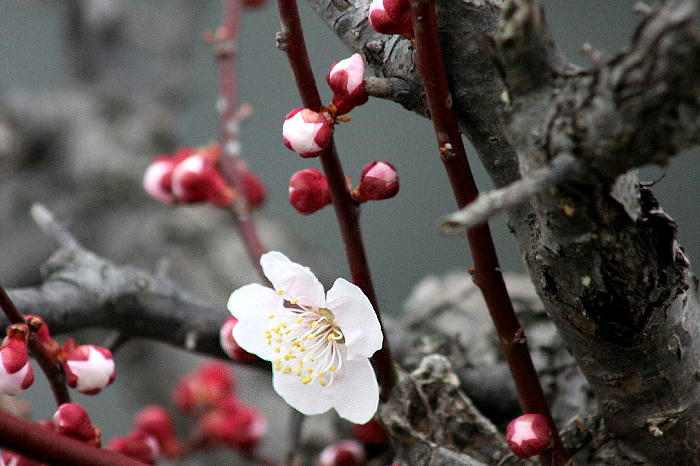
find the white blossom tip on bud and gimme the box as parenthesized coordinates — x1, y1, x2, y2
(143, 158, 176, 203)
(506, 413, 552, 458)
(64, 345, 116, 395)
(327, 54, 367, 103)
(282, 108, 333, 158)
(356, 161, 399, 201)
(0, 326, 34, 395)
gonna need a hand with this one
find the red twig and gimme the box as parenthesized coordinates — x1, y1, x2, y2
(275, 0, 396, 399)
(210, 0, 267, 279)
(0, 285, 70, 406)
(409, 1, 567, 464)
(0, 409, 144, 466)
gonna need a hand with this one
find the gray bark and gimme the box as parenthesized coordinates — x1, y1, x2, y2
(307, 0, 700, 462)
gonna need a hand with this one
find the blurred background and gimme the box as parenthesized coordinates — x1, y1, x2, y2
(0, 0, 697, 464)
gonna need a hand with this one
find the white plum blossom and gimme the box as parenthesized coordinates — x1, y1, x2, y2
(227, 251, 383, 424)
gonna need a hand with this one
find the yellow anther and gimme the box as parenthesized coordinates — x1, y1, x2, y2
(320, 380, 327, 386)
(268, 313, 275, 319)
(310, 356, 315, 362)
(306, 368, 313, 374)
(285, 330, 292, 335)
(295, 369, 302, 376)
(290, 299, 298, 305)
(292, 341, 300, 347)
(275, 338, 283, 343)
(274, 364, 281, 371)
(276, 290, 284, 295)
(317, 371, 325, 377)
(329, 366, 336, 372)
(284, 355, 296, 360)
(311, 321, 319, 329)
(283, 367, 292, 374)
(280, 322, 287, 328)
(275, 347, 281, 353)
(275, 358, 281, 365)
(296, 317, 302, 324)
(302, 376, 313, 384)
(300, 346, 306, 352)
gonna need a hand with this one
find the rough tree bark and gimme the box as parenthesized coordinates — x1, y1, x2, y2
(306, 0, 700, 462)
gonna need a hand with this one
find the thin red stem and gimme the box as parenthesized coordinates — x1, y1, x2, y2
(409, 1, 567, 464)
(0, 410, 144, 466)
(0, 285, 70, 406)
(212, 0, 267, 279)
(276, 0, 395, 398)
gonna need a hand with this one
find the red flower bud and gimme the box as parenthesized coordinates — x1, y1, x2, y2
(352, 418, 389, 445)
(220, 317, 258, 363)
(318, 440, 366, 466)
(354, 161, 399, 202)
(327, 54, 369, 115)
(368, 0, 413, 38)
(133, 405, 181, 459)
(173, 361, 235, 415)
(62, 342, 115, 395)
(242, 170, 267, 208)
(196, 396, 266, 453)
(171, 151, 238, 206)
(0, 324, 34, 396)
(505, 413, 552, 459)
(289, 169, 332, 215)
(1, 451, 43, 466)
(53, 403, 101, 447)
(108, 431, 160, 465)
(282, 108, 333, 158)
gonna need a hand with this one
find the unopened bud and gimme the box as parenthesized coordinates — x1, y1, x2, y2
(1, 451, 43, 466)
(134, 405, 181, 459)
(352, 418, 389, 445)
(327, 54, 368, 115)
(0, 324, 34, 396)
(318, 440, 366, 466)
(197, 396, 266, 453)
(354, 161, 399, 202)
(108, 431, 160, 465)
(282, 108, 333, 158)
(242, 170, 266, 208)
(171, 151, 238, 206)
(173, 361, 235, 415)
(220, 317, 258, 363)
(505, 413, 552, 459)
(368, 0, 413, 38)
(289, 169, 332, 215)
(143, 156, 178, 203)
(53, 403, 101, 447)
(63, 342, 115, 395)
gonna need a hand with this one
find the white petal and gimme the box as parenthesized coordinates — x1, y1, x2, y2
(331, 358, 379, 424)
(272, 368, 336, 416)
(68, 348, 114, 392)
(260, 252, 325, 308)
(0, 362, 30, 396)
(326, 278, 383, 359)
(228, 284, 283, 361)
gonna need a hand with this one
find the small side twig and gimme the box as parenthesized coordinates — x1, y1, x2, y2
(276, 0, 396, 398)
(440, 152, 579, 233)
(0, 284, 70, 406)
(409, 0, 567, 463)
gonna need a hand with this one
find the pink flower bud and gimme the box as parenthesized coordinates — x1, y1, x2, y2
(170, 151, 238, 206)
(289, 169, 332, 215)
(352, 418, 389, 445)
(505, 413, 552, 459)
(220, 317, 258, 363)
(354, 161, 399, 201)
(133, 406, 182, 459)
(63, 343, 115, 395)
(197, 396, 266, 453)
(282, 108, 333, 158)
(242, 170, 267, 208)
(318, 440, 366, 466)
(108, 431, 160, 465)
(0, 324, 34, 396)
(143, 156, 177, 203)
(53, 403, 101, 447)
(173, 361, 235, 415)
(327, 54, 369, 115)
(368, 0, 413, 38)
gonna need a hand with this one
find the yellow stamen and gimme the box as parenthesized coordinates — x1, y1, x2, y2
(276, 290, 284, 295)
(283, 367, 292, 374)
(302, 376, 312, 384)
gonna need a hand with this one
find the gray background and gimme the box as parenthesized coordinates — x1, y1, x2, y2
(0, 0, 697, 463)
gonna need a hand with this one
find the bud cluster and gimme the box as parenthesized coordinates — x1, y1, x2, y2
(143, 144, 267, 208)
(173, 361, 266, 455)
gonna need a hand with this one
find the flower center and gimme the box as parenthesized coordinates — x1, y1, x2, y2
(265, 300, 344, 387)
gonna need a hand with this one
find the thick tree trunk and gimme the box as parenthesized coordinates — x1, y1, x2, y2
(307, 0, 700, 461)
